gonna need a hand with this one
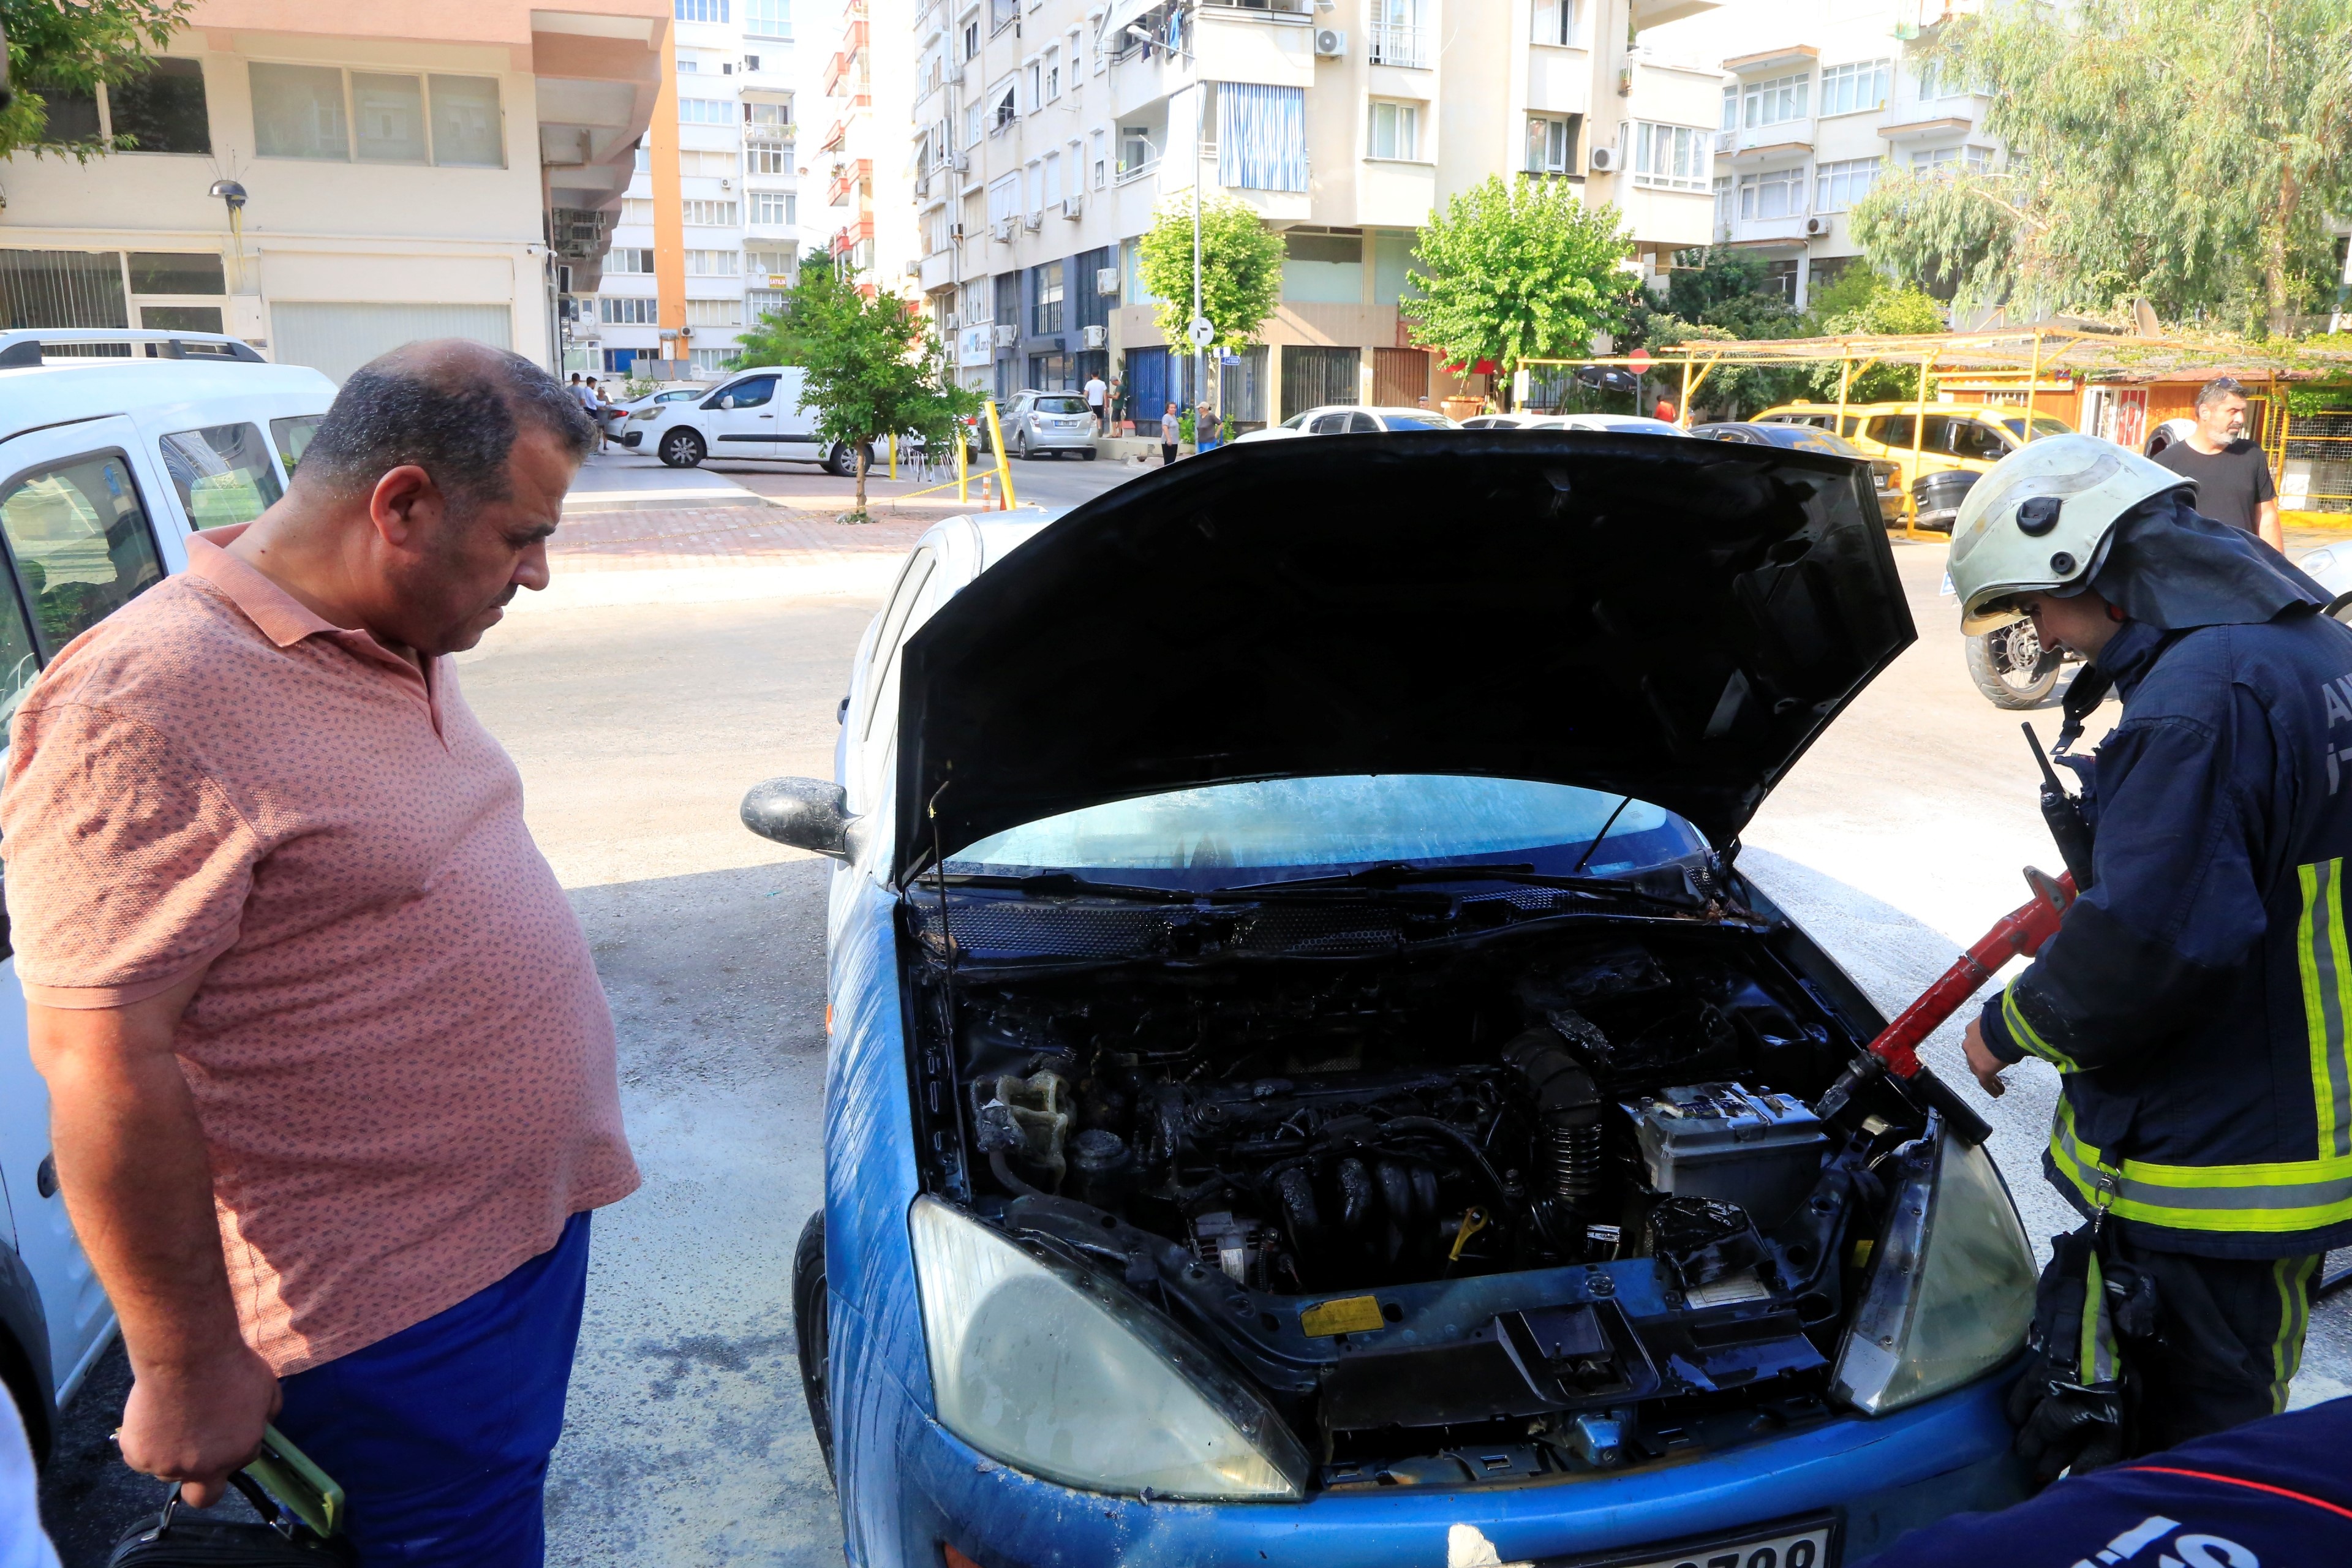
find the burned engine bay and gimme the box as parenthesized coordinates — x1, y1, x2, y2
(906, 908, 1935, 1488)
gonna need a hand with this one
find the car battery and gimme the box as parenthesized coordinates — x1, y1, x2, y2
(1623, 1082, 1826, 1227)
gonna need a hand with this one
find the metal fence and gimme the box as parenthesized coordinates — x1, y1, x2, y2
(2278, 409, 2352, 514)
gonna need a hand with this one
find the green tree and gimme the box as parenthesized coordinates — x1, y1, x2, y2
(1628, 250, 1806, 417)
(1134, 195, 1285, 363)
(1404, 175, 1637, 409)
(1849, 0, 2352, 334)
(0, 0, 192, 159)
(766, 254, 978, 519)
(1797, 269, 1949, 403)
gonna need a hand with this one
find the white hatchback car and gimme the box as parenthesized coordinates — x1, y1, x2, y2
(1461, 412, 1691, 437)
(1230, 404, 1461, 443)
(625, 364, 875, 476)
(0, 328, 334, 1460)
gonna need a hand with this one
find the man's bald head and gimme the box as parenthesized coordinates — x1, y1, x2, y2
(294, 340, 596, 514)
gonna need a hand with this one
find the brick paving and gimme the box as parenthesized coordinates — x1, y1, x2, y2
(549, 503, 933, 575)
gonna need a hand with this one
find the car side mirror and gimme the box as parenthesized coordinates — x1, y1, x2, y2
(720, 395, 736, 410)
(741, 775, 863, 859)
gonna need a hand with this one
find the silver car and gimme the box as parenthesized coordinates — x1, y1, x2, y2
(1001, 390, 1101, 459)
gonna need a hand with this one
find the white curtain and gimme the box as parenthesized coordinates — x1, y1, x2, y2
(1216, 83, 1308, 193)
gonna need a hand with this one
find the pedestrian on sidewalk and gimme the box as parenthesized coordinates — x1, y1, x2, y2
(1085, 369, 1107, 434)
(1196, 402, 1221, 453)
(592, 382, 617, 452)
(6, 341, 636, 1564)
(1161, 401, 1180, 465)
(1109, 375, 1125, 434)
(2152, 376, 2282, 551)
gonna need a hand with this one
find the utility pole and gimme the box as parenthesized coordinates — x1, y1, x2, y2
(1193, 141, 1204, 422)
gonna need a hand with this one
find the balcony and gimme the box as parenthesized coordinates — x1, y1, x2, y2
(744, 123, 794, 150)
(1368, 21, 1430, 68)
(1719, 119, 1814, 160)
(827, 157, 872, 205)
(821, 47, 867, 98)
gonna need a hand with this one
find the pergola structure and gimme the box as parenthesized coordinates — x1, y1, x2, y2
(1524, 325, 2352, 534)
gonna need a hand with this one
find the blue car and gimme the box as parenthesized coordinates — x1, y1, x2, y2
(745, 432, 2040, 1568)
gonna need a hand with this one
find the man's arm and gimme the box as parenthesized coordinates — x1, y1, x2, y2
(2258, 497, 2284, 553)
(29, 973, 278, 1507)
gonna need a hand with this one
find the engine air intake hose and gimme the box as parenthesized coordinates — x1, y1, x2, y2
(1503, 1028, 1604, 1205)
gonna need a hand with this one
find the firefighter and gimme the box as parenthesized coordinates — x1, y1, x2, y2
(1946, 434, 2347, 1479)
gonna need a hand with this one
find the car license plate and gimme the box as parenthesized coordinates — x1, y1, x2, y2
(1544, 1518, 1836, 1568)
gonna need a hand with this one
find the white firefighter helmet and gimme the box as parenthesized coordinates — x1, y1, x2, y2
(1948, 433, 2194, 633)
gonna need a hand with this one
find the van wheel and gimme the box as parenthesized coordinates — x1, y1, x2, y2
(1966, 621, 2063, 709)
(658, 429, 706, 468)
(793, 1210, 835, 1485)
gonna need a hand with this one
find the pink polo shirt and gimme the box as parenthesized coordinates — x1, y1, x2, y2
(1, 531, 638, 1375)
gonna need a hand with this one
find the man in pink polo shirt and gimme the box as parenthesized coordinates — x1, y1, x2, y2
(4, 341, 636, 1562)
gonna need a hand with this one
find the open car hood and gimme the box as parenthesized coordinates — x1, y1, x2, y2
(895, 432, 1913, 878)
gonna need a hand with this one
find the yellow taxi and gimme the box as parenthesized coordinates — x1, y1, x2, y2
(1752, 401, 2075, 529)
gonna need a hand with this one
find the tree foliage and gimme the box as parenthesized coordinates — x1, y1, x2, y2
(1798, 269, 1948, 402)
(1628, 250, 1805, 416)
(1405, 176, 1638, 406)
(750, 255, 977, 514)
(1850, 0, 2352, 334)
(1134, 195, 1285, 353)
(0, 0, 191, 160)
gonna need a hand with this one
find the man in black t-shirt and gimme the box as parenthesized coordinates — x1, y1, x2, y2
(2154, 376, 2281, 548)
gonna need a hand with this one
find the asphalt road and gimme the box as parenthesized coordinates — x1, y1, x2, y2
(33, 458, 2350, 1561)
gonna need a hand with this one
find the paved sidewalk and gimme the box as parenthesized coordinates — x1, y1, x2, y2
(535, 501, 933, 611)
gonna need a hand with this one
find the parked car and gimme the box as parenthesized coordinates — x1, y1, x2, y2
(1694, 421, 1905, 518)
(744, 432, 2036, 1567)
(1231, 405, 1460, 443)
(626, 364, 873, 476)
(999, 390, 1099, 460)
(0, 328, 336, 1461)
(1754, 402, 2075, 530)
(1463, 412, 1691, 437)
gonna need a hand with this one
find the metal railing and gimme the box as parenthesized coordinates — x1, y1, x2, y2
(1368, 21, 1429, 67)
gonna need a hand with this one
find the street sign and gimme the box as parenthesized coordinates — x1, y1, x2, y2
(1188, 317, 1215, 348)
(1627, 347, 1652, 372)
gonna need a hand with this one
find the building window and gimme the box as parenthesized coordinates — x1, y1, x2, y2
(746, 248, 794, 282)
(927, 207, 954, 254)
(744, 0, 791, 37)
(676, 0, 730, 20)
(1738, 164, 1805, 219)
(1032, 260, 1065, 335)
(252, 67, 503, 166)
(606, 248, 655, 274)
(1045, 48, 1061, 101)
(747, 288, 787, 319)
(752, 191, 795, 225)
(1368, 100, 1420, 161)
(1911, 145, 1960, 173)
(1819, 58, 1891, 117)
(1530, 0, 1581, 46)
(1721, 85, 1738, 132)
(746, 100, 791, 126)
(1525, 114, 1577, 175)
(1815, 156, 1880, 212)
(964, 21, 979, 58)
(107, 58, 211, 155)
(682, 199, 739, 225)
(1027, 61, 1042, 111)
(599, 296, 659, 324)
(679, 148, 735, 176)
(635, 144, 652, 172)
(1023, 161, 1042, 215)
(621, 198, 657, 226)
(748, 146, 790, 175)
(1964, 143, 1994, 173)
(986, 173, 1020, 226)
(689, 348, 734, 375)
(989, 78, 1017, 130)
(1371, 0, 1429, 68)
(1119, 125, 1156, 178)
(1091, 129, 1106, 189)
(685, 250, 740, 274)
(1741, 72, 1810, 129)
(1043, 151, 1063, 206)
(686, 298, 741, 326)
(679, 97, 735, 124)
(1765, 259, 1800, 303)
(1713, 174, 1733, 233)
(1631, 122, 1709, 190)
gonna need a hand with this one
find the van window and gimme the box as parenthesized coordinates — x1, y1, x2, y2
(0, 559, 39, 727)
(271, 415, 322, 477)
(712, 376, 777, 410)
(1948, 420, 2010, 462)
(160, 423, 285, 529)
(0, 453, 167, 658)
(1866, 413, 1917, 448)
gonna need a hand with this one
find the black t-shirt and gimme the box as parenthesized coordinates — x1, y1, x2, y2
(2154, 437, 2276, 532)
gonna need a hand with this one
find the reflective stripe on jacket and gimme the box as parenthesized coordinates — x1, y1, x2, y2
(1979, 611, 2352, 1257)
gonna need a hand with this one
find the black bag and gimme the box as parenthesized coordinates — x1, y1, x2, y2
(106, 1474, 356, 1567)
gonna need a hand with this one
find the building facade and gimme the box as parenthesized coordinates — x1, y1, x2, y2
(911, 0, 1720, 430)
(0, 1, 665, 380)
(578, 0, 801, 377)
(813, 0, 921, 293)
(1645, 0, 2000, 311)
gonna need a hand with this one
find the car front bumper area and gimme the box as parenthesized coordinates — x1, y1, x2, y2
(858, 1368, 2029, 1568)
(622, 428, 645, 448)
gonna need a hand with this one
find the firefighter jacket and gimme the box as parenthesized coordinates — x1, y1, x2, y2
(1979, 609, 2352, 1259)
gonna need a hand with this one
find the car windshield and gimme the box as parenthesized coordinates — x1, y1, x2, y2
(946, 774, 1705, 886)
(1281, 412, 1310, 429)
(1035, 395, 1087, 414)
(1380, 413, 1455, 431)
(2000, 416, 2073, 440)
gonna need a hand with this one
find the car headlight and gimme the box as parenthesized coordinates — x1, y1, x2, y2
(2299, 546, 2337, 578)
(909, 1196, 1310, 1500)
(1829, 1125, 2035, 1415)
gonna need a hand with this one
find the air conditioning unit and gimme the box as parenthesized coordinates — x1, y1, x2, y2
(1313, 27, 1346, 56)
(948, 63, 966, 86)
(1022, 211, 1043, 230)
(948, 221, 966, 241)
(720, 177, 734, 190)
(949, 151, 970, 173)
(993, 216, 1017, 241)
(993, 323, 1019, 347)
(1060, 195, 1084, 219)
(1803, 215, 1830, 237)
(1096, 266, 1120, 296)
(1587, 145, 1619, 173)
(1082, 323, 1106, 348)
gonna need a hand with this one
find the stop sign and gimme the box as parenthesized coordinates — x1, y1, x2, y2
(1627, 347, 1652, 373)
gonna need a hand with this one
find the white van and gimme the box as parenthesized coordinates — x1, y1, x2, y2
(622, 364, 873, 476)
(0, 329, 335, 1460)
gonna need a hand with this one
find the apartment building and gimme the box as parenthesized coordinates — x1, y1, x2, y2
(812, 0, 921, 292)
(1643, 0, 2000, 311)
(911, 0, 1719, 428)
(0, 1, 665, 380)
(579, 0, 801, 377)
